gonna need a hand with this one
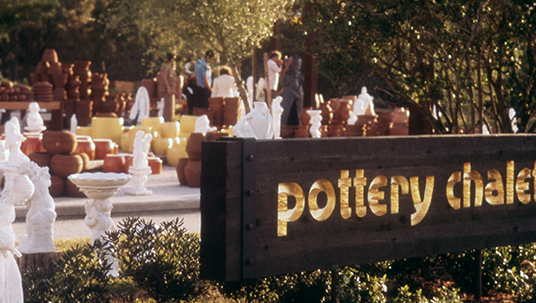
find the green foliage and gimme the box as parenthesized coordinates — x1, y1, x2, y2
(106, 217, 207, 302)
(299, 0, 536, 134)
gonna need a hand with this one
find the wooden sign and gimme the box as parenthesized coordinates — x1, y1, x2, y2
(200, 135, 536, 281)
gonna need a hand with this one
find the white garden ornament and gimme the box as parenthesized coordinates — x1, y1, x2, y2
(126, 130, 153, 196)
(234, 101, 275, 139)
(271, 96, 284, 139)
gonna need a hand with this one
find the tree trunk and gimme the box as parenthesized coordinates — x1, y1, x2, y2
(230, 64, 251, 114)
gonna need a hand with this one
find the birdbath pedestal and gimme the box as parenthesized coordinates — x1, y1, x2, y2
(68, 172, 132, 277)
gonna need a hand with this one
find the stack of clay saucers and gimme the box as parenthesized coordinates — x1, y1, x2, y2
(33, 82, 54, 102)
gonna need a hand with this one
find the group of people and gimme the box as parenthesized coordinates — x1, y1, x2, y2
(159, 49, 300, 125)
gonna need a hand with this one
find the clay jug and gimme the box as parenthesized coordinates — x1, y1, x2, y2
(185, 132, 206, 160)
(176, 158, 188, 186)
(184, 159, 201, 188)
(319, 102, 333, 125)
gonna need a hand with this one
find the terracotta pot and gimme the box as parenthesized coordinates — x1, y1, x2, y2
(224, 97, 240, 106)
(148, 157, 163, 174)
(319, 102, 333, 125)
(64, 178, 86, 197)
(42, 49, 58, 63)
(30, 73, 40, 85)
(52, 74, 68, 87)
(103, 154, 126, 173)
(93, 138, 116, 160)
(42, 131, 77, 155)
(300, 107, 312, 126)
(49, 175, 65, 197)
(185, 132, 206, 160)
(47, 62, 63, 75)
(124, 154, 133, 172)
(35, 61, 49, 74)
(294, 125, 310, 138)
(74, 136, 96, 160)
(176, 158, 188, 186)
(50, 154, 84, 177)
(75, 152, 90, 171)
(21, 134, 45, 156)
(184, 159, 201, 188)
(28, 152, 53, 167)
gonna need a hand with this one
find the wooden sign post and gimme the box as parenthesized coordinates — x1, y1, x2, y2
(201, 135, 536, 281)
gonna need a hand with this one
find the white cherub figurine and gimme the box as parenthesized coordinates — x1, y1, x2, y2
(157, 98, 165, 117)
(194, 115, 217, 135)
(348, 87, 375, 125)
(5, 117, 29, 166)
(17, 161, 57, 254)
(271, 96, 284, 139)
(70, 114, 78, 134)
(25, 102, 45, 133)
(307, 109, 323, 138)
(132, 130, 152, 168)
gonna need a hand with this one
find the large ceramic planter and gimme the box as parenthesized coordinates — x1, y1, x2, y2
(49, 175, 65, 197)
(185, 132, 206, 160)
(50, 154, 84, 177)
(184, 159, 201, 188)
(159, 122, 181, 138)
(21, 134, 45, 156)
(152, 137, 173, 156)
(93, 139, 117, 160)
(103, 154, 126, 173)
(176, 158, 188, 186)
(74, 136, 96, 160)
(42, 131, 77, 155)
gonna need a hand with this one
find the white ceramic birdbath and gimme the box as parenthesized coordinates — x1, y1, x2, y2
(68, 172, 132, 277)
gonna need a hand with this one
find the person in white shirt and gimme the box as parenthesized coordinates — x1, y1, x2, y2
(265, 50, 293, 102)
(211, 66, 237, 98)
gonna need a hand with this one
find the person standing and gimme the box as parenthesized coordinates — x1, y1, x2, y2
(194, 50, 215, 110)
(211, 66, 237, 98)
(265, 51, 293, 103)
(158, 53, 177, 121)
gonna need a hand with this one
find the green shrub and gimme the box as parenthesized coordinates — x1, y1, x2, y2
(106, 217, 208, 302)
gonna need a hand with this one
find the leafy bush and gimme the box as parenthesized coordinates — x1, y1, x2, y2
(106, 217, 208, 302)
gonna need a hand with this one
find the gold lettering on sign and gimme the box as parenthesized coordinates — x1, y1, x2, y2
(507, 161, 514, 204)
(309, 179, 336, 221)
(338, 170, 352, 219)
(463, 162, 483, 207)
(277, 183, 305, 237)
(354, 169, 367, 217)
(485, 169, 504, 205)
(390, 176, 409, 214)
(410, 176, 435, 226)
(368, 175, 388, 216)
(516, 168, 531, 204)
(447, 171, 462, 209)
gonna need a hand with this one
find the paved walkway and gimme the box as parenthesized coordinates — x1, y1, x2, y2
(13, 165, 201, 239)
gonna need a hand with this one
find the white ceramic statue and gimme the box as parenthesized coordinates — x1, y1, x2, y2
(0, 140, 9, 165)
(25, 102, 46, 133)
(129, 86, 151, 125)
(17, 162, 57, 254)
(70, 114, 78, 134)
(5, 117, 29, 166)
(234, 101, 275, 139)
(132, 131, 152, 168)
(0, 174, 35, 303)
(127, 131, 153, 196)
(509, 108, 518, 133)
(307, 109, 323, 138)
(194, 115, 217, 135)
(271, 96, 284, 139)
(348, 87, 375, 125)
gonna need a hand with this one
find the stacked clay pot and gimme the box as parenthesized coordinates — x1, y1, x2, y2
(33, 82, 54, 102)
(29, 131, 90, 197)
(73, 61, 92, 101)
(208, 97, 224, 127)
(91, 73, 109, 113)
(181, 132, 206, 188)
(0, 82, 34, 101)
(223, 97, 240, 126)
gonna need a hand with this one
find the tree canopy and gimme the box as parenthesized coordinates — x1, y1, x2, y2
(300, 0, 536, 134)
(106, 0, 295, 110)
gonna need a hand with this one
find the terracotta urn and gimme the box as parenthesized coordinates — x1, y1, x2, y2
(184, 159, 201, 188)
(28, 152, 53, 167)
(176, 158, 189, 186)
(49, 175, 65, 197)
(294, 125, 310, 138)
(42, 131, 77, 155)
(300, 107, 312, 126)
(50, 154, 84, 177)
(148, 157, 163, 174)
(64, 178, 87, 197)
(185, 132, 206, 160)
(319, 102, 333, 125)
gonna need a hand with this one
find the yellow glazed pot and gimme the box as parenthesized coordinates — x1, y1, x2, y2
(152, 137, 173, 156)
(91, 117, 124, 145)
(180, 115, 198, 134)
(141, 117, 164, 138)
(159, 121, 181, 138)
(167, 146, 188, 167)
(76, 126, 92, 136)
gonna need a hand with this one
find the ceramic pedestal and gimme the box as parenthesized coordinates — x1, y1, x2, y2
(126, 166, 153, 195)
